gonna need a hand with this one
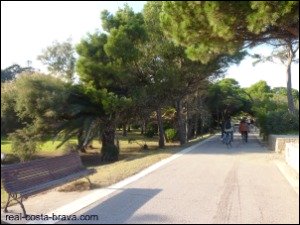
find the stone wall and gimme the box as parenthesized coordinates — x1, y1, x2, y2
(285, 143, 299, 173)
(268, 135, 299, 153)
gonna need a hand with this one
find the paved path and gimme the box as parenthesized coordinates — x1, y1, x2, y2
(60, 133, 299, 224)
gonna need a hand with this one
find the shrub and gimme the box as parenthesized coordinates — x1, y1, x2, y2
(8, 129, 40, 162)
(165, 128, 177, 142)
(144, 129, 155, 138)
(131, 123, 140, 129)
(144, 123, 157, 138)
(258, 110, 299, 138)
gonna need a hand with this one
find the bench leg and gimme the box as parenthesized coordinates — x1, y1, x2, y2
(3, 194, 26, 216)
(85, 177, 93, 189)
(14, 195, 27, 216)
(86, 177, 92, 185)
(4, 194, 12, 213)
(18, 198, 27, 216)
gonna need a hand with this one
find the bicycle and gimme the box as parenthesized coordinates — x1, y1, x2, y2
(222, 131, 232, 148)
(241, 131, 248, 143)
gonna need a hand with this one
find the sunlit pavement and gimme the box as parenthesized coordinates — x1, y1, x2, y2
(59, 133, 299, 224)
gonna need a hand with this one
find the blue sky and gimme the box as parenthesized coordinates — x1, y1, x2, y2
(1, 1, 299, 90)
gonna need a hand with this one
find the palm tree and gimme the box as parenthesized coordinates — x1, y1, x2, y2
(55, 87, 119, 162)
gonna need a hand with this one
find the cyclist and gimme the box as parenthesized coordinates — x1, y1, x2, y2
(223, 116, 233, 142)
(219, 122, 225, 140)
(239, 117, 250, 142)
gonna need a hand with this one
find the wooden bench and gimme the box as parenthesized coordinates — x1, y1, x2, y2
(1, 153, 96, 215)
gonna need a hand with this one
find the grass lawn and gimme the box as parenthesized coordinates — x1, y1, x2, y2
(1, 131, 211, 207)
(1, 137, 77, 155)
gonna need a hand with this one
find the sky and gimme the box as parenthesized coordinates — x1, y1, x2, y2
(225, 46, 299, 90)
(1, 1, 299, 90)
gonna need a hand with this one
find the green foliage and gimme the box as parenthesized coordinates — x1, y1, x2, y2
(79, 3, 245, 150)
(165, 128, 177, 143)
(160, 1, 299, 63)
(1, 72, 68, 137)
(1, 82, 21, 135)
(101, 5, 147, 63)
(144, 130, 155, 138)
(247, 1, 299, 35)
(259, 110, 299, 137)
(76, 5, 148, 159)
(54, 85, 106, 149)
(37, 39, 76, 82)
(246, 81, 299, 138)
(247, 80, 271, 94)
(104, 28, 139, 62)
(251, 39, 299, 114)
(13, 73, 67, 121)
(144, 123, 157, 138)
(1, 64, 33, 83)
(1, 73, 68, 159)
(207, 78, 252, 122)
(245, 80, 276, 115)
(160, 1, 245, 63)
(8, 128, 40, 162)
(272, 87, 299, 102)
(246, 81, 299, 116)
(76, 33, 124, 91)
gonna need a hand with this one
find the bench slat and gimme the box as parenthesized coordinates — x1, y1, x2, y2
(2, 153, 80, 168)
(1, 153, 95, 195)
(20, 169, 95, 197)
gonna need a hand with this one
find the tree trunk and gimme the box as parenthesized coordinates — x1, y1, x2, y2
(176, 100, 187, 145)
(197, 116, 203, 136)
(101, 122, 119, 162)
(285, 26, 299, 38)
(140, 120, 146, 135)
(77, 129, 86, 153)
(186, 102, 197, 140)
(122, 124, 127, 136)
(186, 102, 191, 141)
(286, 53, 295, 114)
(190, 115, 198, 139)
(156, 108, 165, 148)
(196, 97, 203, 136)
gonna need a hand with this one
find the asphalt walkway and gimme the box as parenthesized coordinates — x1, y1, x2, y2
(2, 133, 299, 224)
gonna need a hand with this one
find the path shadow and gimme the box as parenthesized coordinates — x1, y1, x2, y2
(59, 188, 164, 224)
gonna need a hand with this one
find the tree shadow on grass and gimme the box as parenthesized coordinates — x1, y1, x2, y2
(1, 140, 10, 145)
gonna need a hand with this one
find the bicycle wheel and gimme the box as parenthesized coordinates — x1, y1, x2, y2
(225, 133, 232, 147)
(242, 132, 247, 143)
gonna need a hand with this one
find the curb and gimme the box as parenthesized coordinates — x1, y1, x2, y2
(254, 133, 299, 195)
(274, 160, 299, 196)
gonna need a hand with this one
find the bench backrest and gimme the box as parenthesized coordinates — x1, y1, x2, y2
(1, 153, 84, 193)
